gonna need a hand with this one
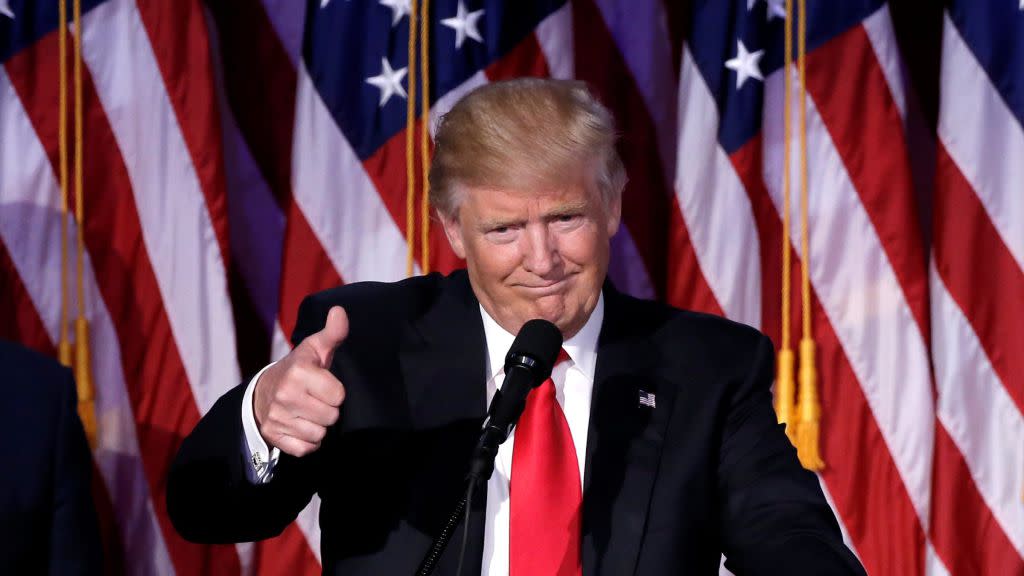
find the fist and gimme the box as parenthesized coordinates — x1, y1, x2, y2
(254, 306, 349, 457)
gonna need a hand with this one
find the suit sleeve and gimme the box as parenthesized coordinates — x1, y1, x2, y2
(167, 295, 329, 543)
(49, 368, 103, 575)
(717, 334, 865, 576)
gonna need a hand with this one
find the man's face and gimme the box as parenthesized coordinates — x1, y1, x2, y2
(440, 168, 621, 338)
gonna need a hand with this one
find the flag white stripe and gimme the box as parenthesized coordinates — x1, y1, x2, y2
(292, 62, 414, 284)
(930, 261, 1024, 556)
(762, 69, 935, 526)
(675, 47, 762, 328)
(862, 6, 907, 122)
(925, 541, 951, 576)
(535, 2, 574, 80)
(938, 14, 1024, 273)
(0, 68, 174, 576)
(81, 0, 242, 414)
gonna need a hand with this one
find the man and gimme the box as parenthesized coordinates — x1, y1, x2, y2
(168, 79, 863, 575)
(0, 340, 103, 574)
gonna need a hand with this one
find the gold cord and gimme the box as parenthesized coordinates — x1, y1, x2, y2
(795, 0, 823, 471)
(419, 0, 431, 274)
(405, 0, 418, 277)
(57, 0, 72, 367)
(775, 0, 797, 444)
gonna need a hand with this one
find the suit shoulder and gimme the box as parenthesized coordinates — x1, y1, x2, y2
(613, 293, 769, 355)
(291, 272, 452, 343)
(301, 272, 444, 314)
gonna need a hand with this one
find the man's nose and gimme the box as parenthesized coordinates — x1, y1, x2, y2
(521, 224, 558, 276)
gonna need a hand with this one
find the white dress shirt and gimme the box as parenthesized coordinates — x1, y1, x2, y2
(240, 295, 604, 575)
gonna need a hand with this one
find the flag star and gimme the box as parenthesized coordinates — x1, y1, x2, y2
(365, 57, 408, 107)
(746, 0, 786, 20)
(441, 1, 485, 49)
(765, 0, 787, 20)
(725, 40, 764, 90)
(379, 0, 410, 26)
(0, 0, 14, 19)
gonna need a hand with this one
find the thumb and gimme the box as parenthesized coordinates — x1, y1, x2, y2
(305, 306, 349, 367)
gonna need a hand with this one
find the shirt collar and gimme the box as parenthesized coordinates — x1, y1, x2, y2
(480, 292, 604, 384)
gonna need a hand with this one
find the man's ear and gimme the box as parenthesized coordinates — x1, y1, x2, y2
(605, 192, 622, 237)
(439, 209, 467, 259)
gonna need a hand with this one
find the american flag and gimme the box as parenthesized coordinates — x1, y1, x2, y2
(0, 0, 1020, 575)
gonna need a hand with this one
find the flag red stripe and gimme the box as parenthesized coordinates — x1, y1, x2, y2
(934, 143, 1024, 415)
(805, 25, 931, 343)
(134, 0, 231, 265)
(5, 33, 242, 576)
(573, 0, 671, 298)
(739, 138, 928, 576)
(930, 424, 1024, 574)
(254, 527, 322, 576)
(665, 196, 725, 316)
(206, 0, 297, 210)
(278, 200, 345, 340)
(485, 33, 550, 80)
(0, 236, 56, 356)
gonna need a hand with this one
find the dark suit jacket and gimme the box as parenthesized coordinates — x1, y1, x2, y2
(168, 270, 864, 575)
(0, 341, 102, 575)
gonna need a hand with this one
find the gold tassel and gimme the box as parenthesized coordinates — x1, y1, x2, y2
(75, 316, 97, 448)
(796, 337, 823, 470)
(775, 348, 798, 445)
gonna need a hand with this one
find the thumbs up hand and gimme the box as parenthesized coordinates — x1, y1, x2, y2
(253, 306, 349, 457)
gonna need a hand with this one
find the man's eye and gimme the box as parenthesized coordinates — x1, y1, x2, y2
(491, 226, 510, 234)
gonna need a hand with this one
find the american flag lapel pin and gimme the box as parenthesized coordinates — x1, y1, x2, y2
(638, 389, 656, 409)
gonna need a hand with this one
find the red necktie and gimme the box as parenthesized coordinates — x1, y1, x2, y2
(510, 350, 582, 576)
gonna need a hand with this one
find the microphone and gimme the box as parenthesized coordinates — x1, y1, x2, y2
(418, 320, 562, 576)
(467, 318, 563, 484)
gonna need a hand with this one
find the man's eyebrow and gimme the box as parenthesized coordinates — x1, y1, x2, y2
(477, 217, 523, 230)
(544, 201, 588, 217)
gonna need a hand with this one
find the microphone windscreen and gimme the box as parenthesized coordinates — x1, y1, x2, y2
(505, 319, 563, 380)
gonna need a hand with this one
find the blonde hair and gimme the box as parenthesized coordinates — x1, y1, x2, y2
(429, 78, 626, 218)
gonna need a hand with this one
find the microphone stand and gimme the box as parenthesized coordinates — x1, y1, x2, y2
(415, 403, 506, 576)
(415, 477, 477, 576)
(414, 322, 561, 575)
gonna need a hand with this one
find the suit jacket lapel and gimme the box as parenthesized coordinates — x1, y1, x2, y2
(401, 270, 488, 430)
(582, 285, 678, 576)
(399, 271, 490, 573)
